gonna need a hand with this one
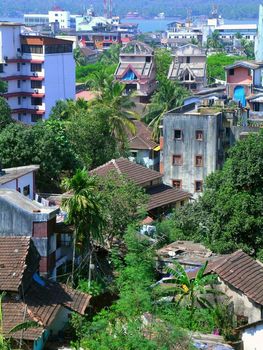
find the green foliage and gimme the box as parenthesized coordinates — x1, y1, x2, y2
(0, 97, 12, 129)
(144, 79, 189, 140)
(240, 39, 255, 59)
(206, 30, 223, 50)
(163, 130, 263, 256)
(62, 169, 105, 249)
(99, 44, 121, 65)
(71, 227, 192, 349)
(0, 119, 79, 192)
(207, 53, 246, 83)
(76, 62, 117, 83)
(66, 108, 118, 168)
(154, 49, 172, 80)
(155, 261, 220, 330)
(77, 279, 105, 297)
(96, 172, 148, 242)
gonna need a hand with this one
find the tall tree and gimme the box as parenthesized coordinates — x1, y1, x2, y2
(144, 78, 189, 140)
(0, 97, 12, 128)
(62, 169, 105, 285)
(90, 80, 138, 148)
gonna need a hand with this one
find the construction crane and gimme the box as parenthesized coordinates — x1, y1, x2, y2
(104, 0, 112, 18)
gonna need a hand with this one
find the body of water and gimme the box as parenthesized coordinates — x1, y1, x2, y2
(0, 16, 258, 33)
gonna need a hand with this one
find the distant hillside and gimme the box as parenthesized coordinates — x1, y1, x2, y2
(0, 0, 261, 19)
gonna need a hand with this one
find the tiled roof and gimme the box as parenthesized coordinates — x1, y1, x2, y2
(2, 299, 45, 341)
(128, 120, 158, 150)
(193, 250, 263, 306)
(0, 237, 39, 292)
(0, 165, 39, 185)
(146, 184, 191, 210)
(225, 61, 262, 70)
(90, 157, 162, 186)
(76, 90, 97, 101)
(120, 41, 153, 55)
(168, 62, 206, 80)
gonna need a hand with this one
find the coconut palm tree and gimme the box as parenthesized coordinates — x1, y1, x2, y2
(90, 80, 139, 148)
(158, 261, 222, 330)
(144, 79, 189, 140)
(62, 169, 105, 286)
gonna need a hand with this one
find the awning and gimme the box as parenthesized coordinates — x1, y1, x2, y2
(154, 145, 160, 151)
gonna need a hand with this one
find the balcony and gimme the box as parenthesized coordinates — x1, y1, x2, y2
(2, 75, 44, 81)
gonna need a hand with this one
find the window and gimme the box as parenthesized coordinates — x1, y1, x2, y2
(180, 200, 185, 207)
(31, 63, 42, 72)
(22, 45, 43, 54)
(195, 155, 203, 167)
(17, 63, 20, 72)
(186, 56, 190, 63)
(17, 80, 21, 88)
(254, 102, 260, 112)
(31, 114, 42, 122)
(23, 185, 30, 196)
(229, 68, 234, 76)
(31, 97, 42, 106)
(195, 181, 203, 192)
(172, 180, 182, 189)
(173, 155, 183, 166)
(18, 114, 22, 121)
(146, 56, 151, 63)
(31, 80, 42, 89)
(45, 44, 72, 54)
(195, 130, 203, 141)
(174, 129, 182, 140)
(0, 64, 3, 73)
(17, 96, 21, 105)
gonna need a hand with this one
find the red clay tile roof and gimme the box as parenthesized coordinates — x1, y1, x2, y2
(2, 299, 45, 341)
(76, 90, 97, 101)
(0, 237, 39, 292)
(193, 250, 263, 306)
(90, 157, 162, 186)
(147, 184, 191, 211)
(128, 120, 159, 150)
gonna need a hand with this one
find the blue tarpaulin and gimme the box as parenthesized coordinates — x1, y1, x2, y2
(123, 69, 137, 80)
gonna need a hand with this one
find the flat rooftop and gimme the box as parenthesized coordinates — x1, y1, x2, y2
(0, 165, 40, 185)
(0, 189, 59, 216)
(0, 22, 22, 27)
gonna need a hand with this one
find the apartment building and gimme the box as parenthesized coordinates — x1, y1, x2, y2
(161, 105, 236, 198)
(0, 22, 75, 124)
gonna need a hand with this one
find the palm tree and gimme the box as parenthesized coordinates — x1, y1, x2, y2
(144, 79, 189, 140)
(85, 69, 114, 92)
(90, 80, 139, 148)
(207, 30, 223, 49)
(73, 48, 86, 67)
(159, 261, 222, 330)
(62, 169, 105, 286)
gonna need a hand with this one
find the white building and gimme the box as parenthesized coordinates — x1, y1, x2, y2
(0, 164, 39, 200)
(24, 10, 74, 29)
(0, 22, 75, 124)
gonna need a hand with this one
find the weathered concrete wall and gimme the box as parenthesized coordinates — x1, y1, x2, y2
(0, 197, 33, 236)
(217, 278, 262, 324)
(162, 112, 222, 196)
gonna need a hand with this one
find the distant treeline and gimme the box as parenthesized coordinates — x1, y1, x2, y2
(0, 0, 261, 19)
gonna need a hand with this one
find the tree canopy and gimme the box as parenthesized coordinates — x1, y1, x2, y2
(161, 130, 263, 258)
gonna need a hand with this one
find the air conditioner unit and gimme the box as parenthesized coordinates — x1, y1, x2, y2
(34, 73, 38, 77)
(33, 73, 36, 76)
(34, 106, 39, 110)
(4, 56, 8, 62)
(34, 89, 39, 94)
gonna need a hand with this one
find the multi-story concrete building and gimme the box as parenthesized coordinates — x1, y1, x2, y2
(0, 22, 75, 123)
(115, 41, 156, 103)
(168, 44, 207, 91)
(24, 9, 75, 29)
(161, 104, 236, 197)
